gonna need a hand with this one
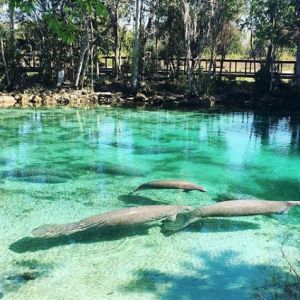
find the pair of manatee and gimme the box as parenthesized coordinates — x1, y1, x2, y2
(32, 180, 300, 238)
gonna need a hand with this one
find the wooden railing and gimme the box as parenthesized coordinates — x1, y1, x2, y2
(16, 53, 296, 79)
(98, 56, 296, 79)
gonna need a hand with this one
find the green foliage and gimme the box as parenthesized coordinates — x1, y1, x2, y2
(1, 0, 299, 92)
(43, 14, 76, 45)
(156, 0, 185, 59)
(16, 0, 108, 45)
(245, 0, 296, 55)
(76, 0, 108, 17)
(15, 0, 35, 13)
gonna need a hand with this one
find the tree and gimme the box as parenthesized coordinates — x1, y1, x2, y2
(295, 0, 300, 85)
(0, 26, 11, 87)
(207, 0, 243, 77)
(131, 0, 142, 92)
(246, 0, 295, 92)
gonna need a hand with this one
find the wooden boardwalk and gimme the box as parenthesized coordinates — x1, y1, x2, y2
(16, 53, 296, 79)
(99, 56, 296, 79)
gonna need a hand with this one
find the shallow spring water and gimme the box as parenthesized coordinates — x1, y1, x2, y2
(0, 108, 299, 300)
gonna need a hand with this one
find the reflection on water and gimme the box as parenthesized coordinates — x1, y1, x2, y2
(0, 108, 299, 299)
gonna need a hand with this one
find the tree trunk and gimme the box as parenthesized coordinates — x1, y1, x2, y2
(296, 31, 300, 85)
(0, 36, 11, 87)
(219, 51, 226, 79)
(208, 45, 216, 78)
(8, 1, 16, 88)
(111, 1, 121, 79)
(90, 45, 95, 90)
(266, 41, 274, 93)
(140, 0, 157, 75)
(296, 1, 300, 85)
(80, 49, 90, 89)
(183, 1, 192, 95)
(131, 0, 142, 92)
(75, 16, 90, 88)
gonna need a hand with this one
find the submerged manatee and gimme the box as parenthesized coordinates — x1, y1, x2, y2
(162, 200, 300, 231)
(32, 205, 193, 238)
(132, 180, 207, 193)
(16, 175, 68, 184)
(0, 168, 72, 180)
(79, 163, 147, 177)
(192, 200, 300, 218)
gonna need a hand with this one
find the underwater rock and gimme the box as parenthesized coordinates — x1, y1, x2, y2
(0, 95, 16, 108)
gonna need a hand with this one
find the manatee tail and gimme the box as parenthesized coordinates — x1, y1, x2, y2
(32, 223, 72, 238)
(161, 211, 193, 232)
(130, 186, 142, 194)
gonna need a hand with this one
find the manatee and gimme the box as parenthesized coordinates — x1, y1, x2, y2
(192, 200, 300, 218)
(162, 200, 300, 231)
(31, 205, 193, 238)
(132, 180, 207, 193)
(16, 175, 68, 184)
(79, 163, 146, 177)
(0, 168, 72, 179)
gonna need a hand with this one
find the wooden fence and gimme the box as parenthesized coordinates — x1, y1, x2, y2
(98, 56, 296, 79)
(15, 53, 296, 79)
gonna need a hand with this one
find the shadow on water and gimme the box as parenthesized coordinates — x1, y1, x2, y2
(211, 193, 239, 202)
(118, 195, 165, 205)
(9, 225, 155, 253)
(0, 259, 53, 298)
(161, 218, 261, 236)
(10, 218, 261, 254)
(121, 250, 300, 300)
(185, 218, 261, 233)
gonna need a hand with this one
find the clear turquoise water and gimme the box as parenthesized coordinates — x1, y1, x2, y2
(0, 108, 299, 300)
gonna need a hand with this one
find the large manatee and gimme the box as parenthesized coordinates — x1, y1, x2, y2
(192, 200, 300, 218)
(32, 205, 193, 238)
(162, 200, 300, 231)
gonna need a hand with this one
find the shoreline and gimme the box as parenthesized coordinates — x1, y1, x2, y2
(0, 87, 299, 112)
